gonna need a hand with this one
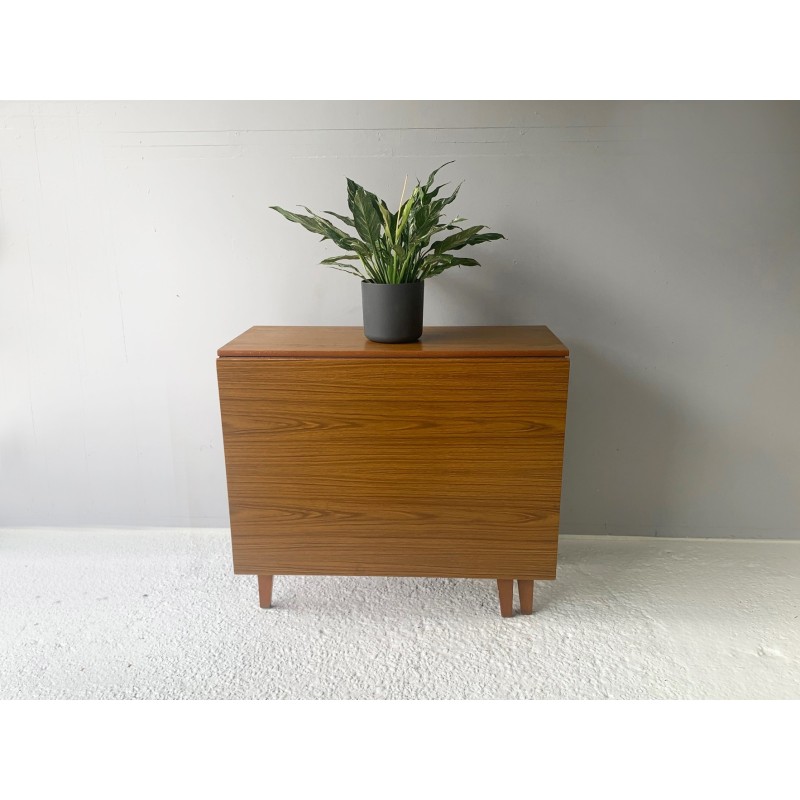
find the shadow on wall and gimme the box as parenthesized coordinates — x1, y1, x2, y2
(557, 341, 679, 537)
(538, 267, 800, 540)
(430, 256, 799, 540)
(438, 263, 685, 537)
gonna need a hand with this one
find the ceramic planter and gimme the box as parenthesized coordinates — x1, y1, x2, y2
(361, 281, 425, 343)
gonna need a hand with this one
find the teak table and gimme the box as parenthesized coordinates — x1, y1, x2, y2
(216, 326, 570, 617)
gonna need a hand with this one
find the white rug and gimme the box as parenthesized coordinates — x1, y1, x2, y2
(1, 529, 798, 699)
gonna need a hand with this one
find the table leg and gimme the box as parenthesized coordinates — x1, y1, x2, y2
(518, 580, 534, 615)
(258, 575, 274, 609)
(497, 579, 514, 617)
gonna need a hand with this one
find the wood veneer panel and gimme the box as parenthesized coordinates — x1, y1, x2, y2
(518, 580, 534, 615)
(497, 580, 514, 617)
(218, 325, 569, 359)
(257, 575, 273, 609)
(217, 357, 569, 579)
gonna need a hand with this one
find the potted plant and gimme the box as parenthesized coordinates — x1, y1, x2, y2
(271, 162, 505, 343)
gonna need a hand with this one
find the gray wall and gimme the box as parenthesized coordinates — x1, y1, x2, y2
(2, 101, 799, 537)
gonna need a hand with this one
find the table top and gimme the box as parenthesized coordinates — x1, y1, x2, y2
(218, 326, 569, 359)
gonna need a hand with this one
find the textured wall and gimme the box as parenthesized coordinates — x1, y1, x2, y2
(1, 101, 799, 536)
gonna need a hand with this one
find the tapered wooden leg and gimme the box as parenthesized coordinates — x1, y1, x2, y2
(258, 575, 274, 609)
(497, 579, 514, 617)
(518, 580, 534, 615)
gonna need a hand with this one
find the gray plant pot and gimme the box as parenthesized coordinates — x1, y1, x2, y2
(361, 281, 425, 343)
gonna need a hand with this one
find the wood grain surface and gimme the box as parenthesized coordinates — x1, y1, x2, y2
(518, 580, 534, 615)
(257, 575, 273, 609)
(218, 325, 569, 359)
(497, 579, 514, 617)
(218, 356, 570, 579)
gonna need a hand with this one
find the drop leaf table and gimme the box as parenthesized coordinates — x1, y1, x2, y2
(216, 326, 570, 617)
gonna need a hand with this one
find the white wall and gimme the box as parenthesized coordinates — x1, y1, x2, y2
(1, 101, 799, 536)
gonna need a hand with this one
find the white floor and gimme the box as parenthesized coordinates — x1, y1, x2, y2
(1, 529, 798, 700)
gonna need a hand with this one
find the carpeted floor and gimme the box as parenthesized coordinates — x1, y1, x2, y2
(1, 529, 798, 699)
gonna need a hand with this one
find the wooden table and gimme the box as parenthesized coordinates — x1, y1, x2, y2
(216, 326, 570, 617)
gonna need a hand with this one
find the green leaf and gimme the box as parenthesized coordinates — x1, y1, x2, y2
(426, 182, 446, 200)
(447, 256, 480, 267)
(346, 177, 365, 217)
(328, 263, 366, 278)
(395, 196, 414, 242)
(296, 206, 371, 253)
(423, 161, 454, 191)
(453, 231, 505, 250)
(377, 201, 395, 247)
(445, 215, 467, 230)
(271, 205, 331, 238)
(419, 253, 482, 279)
(324, 210, 355, 228)
(439, 181, 463, 209)
(273, 205, 381, 265)
(352, 188, 383, 251)
(320, 254, 360, 264)
(431, 225, 487, 253)
(431, 226, 506, 254)
(346, 178, 383, 219)
(407, 202, 441, 249)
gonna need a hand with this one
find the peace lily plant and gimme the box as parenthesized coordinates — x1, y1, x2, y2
(271, 162, 505, 343)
